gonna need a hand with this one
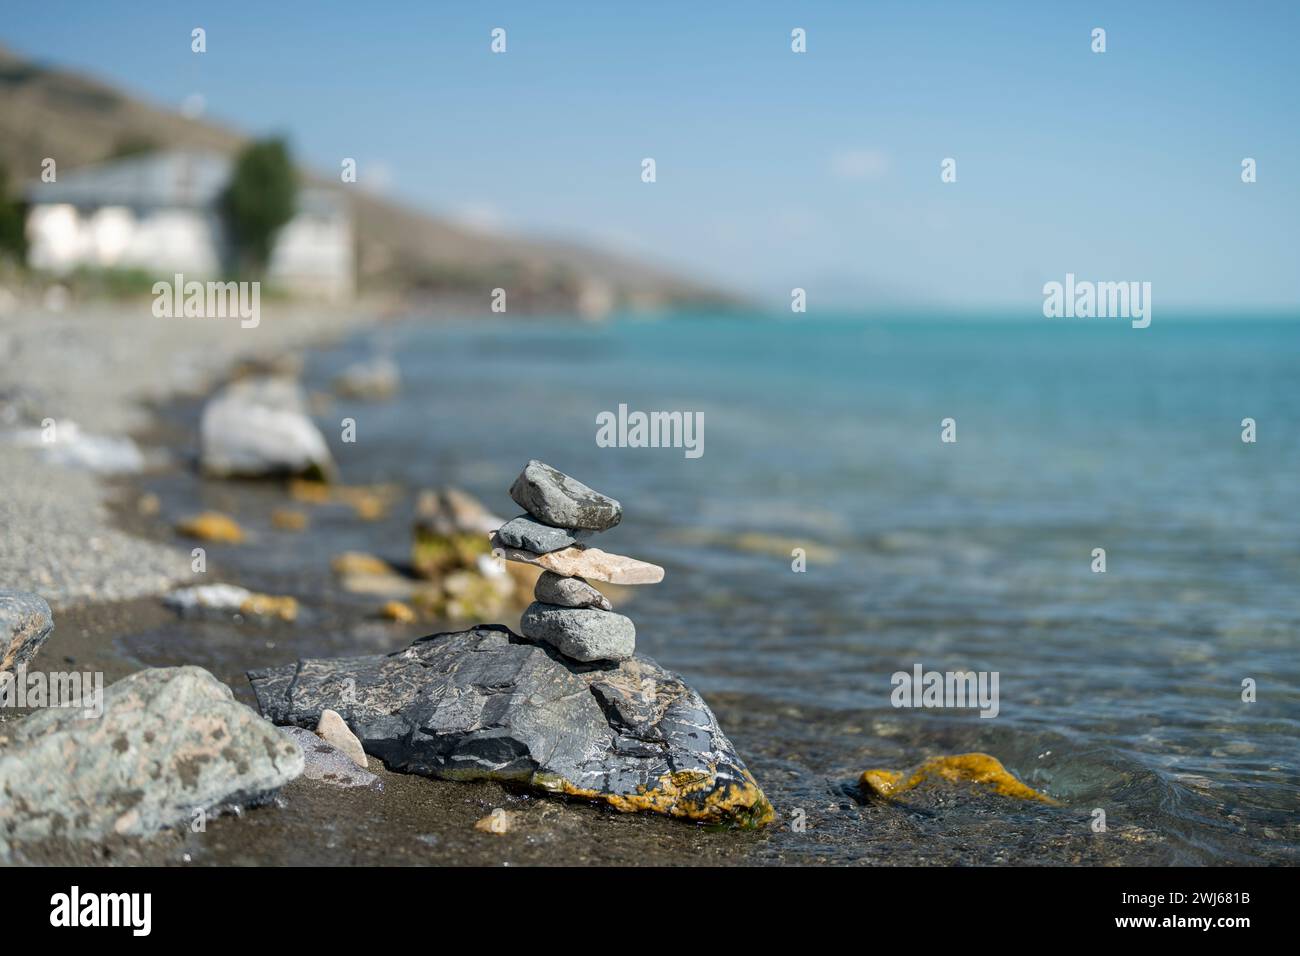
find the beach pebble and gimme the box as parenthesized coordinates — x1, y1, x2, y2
(520, 602, 635, 662)
(415, 487, 503, 537)
(533, 571, 612, 610)
(334, 356, 400, 400)
(491, 536, 663, 585)
(199, 376, 334, 480)
(271, 508, 308, 531)
(379, 600, 416, 623)
(0, 589, 54, 673)
(280, 726, 381, 789)
(175, 511, 245, 543)
(2, 419, 145, 475)
(163, 584, 298, 621)
(316, 708, 368, 768)
(330, 551, 394, 577)
(495, 514, 591, 554)
(509, 460, 622, 531)
(0, 666, 303, 855)
(474, 808, 519, 835)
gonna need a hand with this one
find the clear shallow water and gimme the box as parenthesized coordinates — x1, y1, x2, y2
(142, 312, 1299, 864)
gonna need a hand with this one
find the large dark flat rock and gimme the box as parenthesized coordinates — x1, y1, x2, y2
(247, 626, 772, 826)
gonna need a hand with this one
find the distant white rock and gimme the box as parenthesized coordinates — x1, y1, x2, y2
(200, 377, 334, 479)
(163, 583, 254, 617)
(334, 356, 400, 400)
(2, 419, 145, 474)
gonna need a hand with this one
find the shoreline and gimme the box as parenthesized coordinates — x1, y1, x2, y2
(0, 300, 783, 866)
(0, 300, 389, 609)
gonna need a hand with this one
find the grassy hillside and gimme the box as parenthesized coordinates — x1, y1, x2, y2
(0, 43, 737, 310)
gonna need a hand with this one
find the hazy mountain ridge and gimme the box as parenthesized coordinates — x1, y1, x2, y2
(0, 43, 736, 309)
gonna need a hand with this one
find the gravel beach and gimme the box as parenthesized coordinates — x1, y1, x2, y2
(0, 301, 381, 608)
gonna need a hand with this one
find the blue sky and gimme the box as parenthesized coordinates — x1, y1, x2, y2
(4, 0, 1298, 311)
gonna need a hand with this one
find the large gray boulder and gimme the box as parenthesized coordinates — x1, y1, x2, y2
(509, 460, 622, 531)
(0, 589, 53, 672)
(248, 626, 773, 827)
(199, 377, 334, 479)
(0, 666, 303, 856)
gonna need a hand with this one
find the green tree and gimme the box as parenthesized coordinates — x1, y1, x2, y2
(221, 138, 296, 275)
(0, 163, 28, 264)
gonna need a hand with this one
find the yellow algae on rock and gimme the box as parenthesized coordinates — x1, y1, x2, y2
(271, 508, 309, 531)
(239, 593, 299, 622)
(379, 600, 416, 623)
(860, 752, 1057, 804)
(288, 478, 333, 504)
(176, 511, 245, 544)
(539, 766, 776, 828)
(331, 551, 395, 577)
(411, 530, 491, 579)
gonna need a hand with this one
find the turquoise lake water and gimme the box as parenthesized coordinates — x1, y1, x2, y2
(295, 312, 1299, 862)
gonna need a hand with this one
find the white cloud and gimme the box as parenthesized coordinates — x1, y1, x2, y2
(829, 149, 889, 180)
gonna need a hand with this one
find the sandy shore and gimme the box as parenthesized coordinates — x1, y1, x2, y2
(0, 300, 383, 608)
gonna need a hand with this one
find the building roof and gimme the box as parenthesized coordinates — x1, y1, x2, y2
(24, 149, 346, 217)
(26, 150, 232, 207)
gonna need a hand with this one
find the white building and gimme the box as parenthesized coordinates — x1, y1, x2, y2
(24, 150, 353, 299)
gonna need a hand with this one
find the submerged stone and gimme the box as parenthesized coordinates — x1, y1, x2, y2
(860, 752, 1057, 804)
(248, 626, 772, 827)
(175, 511, 245, 544)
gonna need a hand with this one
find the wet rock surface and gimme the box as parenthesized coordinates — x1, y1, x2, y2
(248, 626, 772, 826)
(0, 666, 303, 858)
(0, 589, 53, 672)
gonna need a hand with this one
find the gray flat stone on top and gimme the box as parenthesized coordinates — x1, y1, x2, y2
(520, 602, 635, 663)
(508, 460, 622, 532)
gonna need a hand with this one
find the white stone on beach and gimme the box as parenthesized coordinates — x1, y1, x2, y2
(489, 535, 664, 585)
(316, 708, 367, 768)
(199, 377, 334, 479)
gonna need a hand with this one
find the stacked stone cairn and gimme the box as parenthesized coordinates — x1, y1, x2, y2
(491, 460, 663, 663)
